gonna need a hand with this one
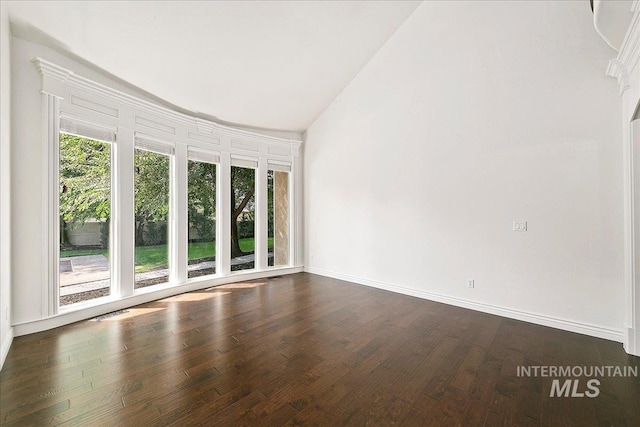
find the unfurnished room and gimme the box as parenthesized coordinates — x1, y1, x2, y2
(1, 1, 640, 425)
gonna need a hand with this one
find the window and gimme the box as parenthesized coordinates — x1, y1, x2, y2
(231, 161, 256, 271)
(134, 137, 173, 289)
(187, 149, 218, 279)
(58, 131, 113, 306)
(38, 59, 300, 315)
(268, 162, 291, 267)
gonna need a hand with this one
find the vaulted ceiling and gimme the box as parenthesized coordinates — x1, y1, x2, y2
(6, 1, 421, 133)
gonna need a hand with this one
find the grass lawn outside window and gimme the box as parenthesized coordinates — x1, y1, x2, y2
(60, 237, 273, 273)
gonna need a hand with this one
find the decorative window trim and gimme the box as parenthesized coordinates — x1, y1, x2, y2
(42, 93, 61, 317)
(32, 58, 303, 151)
(34, 57, 303, 318)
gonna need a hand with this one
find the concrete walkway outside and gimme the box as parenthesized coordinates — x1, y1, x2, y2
(60, 255, 109, 287)
(59, 252, 271, 296)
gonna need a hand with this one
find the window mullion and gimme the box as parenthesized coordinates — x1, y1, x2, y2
(256, 158, 268, 270)
(219, 152, 231, 275)
(173, 144, 188, 284)
(292, 156, 302, 266)
(116, 127, 135, 298)
(44, 93, 60, 316)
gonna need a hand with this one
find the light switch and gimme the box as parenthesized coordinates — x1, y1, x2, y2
(513, 221, 527, 231)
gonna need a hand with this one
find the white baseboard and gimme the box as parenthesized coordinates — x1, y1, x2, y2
(305, 267, 624, 344)
(13, 266, 304, 337)
(1, 327, 13, 371)
(624, 327, 639, 356)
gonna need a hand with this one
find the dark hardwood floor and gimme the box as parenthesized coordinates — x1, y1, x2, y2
(1, 272, 639, 426)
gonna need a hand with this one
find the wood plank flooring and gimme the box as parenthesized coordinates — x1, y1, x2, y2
(1, 273, 639, 426)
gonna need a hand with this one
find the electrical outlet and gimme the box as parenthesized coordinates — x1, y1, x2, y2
(513, 221, 527, 232)
(467, 280, 474, 289)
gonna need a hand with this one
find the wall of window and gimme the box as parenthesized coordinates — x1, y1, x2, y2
(21, 57, 301, 324)
(52, 122, 297, 309)
(53, 124, 295, 308)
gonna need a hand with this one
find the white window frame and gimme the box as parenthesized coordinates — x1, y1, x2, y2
(57, 123, 117, 310)
(133, 135, 176, 292)
(229, 155, 260, 273)
(186, 147, 221, 281)
(266, 162, 293, 269)
(34, 57, 302, 320)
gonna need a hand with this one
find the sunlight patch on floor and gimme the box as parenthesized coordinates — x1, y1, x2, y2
(213, 281, 268, 290)
(160, 292, 231, 302)
(92, 307, 166, 321)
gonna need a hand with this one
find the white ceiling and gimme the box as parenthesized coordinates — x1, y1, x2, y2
(6, 0, 421, 133)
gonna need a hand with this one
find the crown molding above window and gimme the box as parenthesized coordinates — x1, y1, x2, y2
(607, 59, 631, 96)
(31, 57, 303, 152)
(604, 8, 640, 96)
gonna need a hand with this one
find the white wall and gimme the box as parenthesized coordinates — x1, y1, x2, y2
(1, 2, 13, 369)
(304, 1, 625, 339)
